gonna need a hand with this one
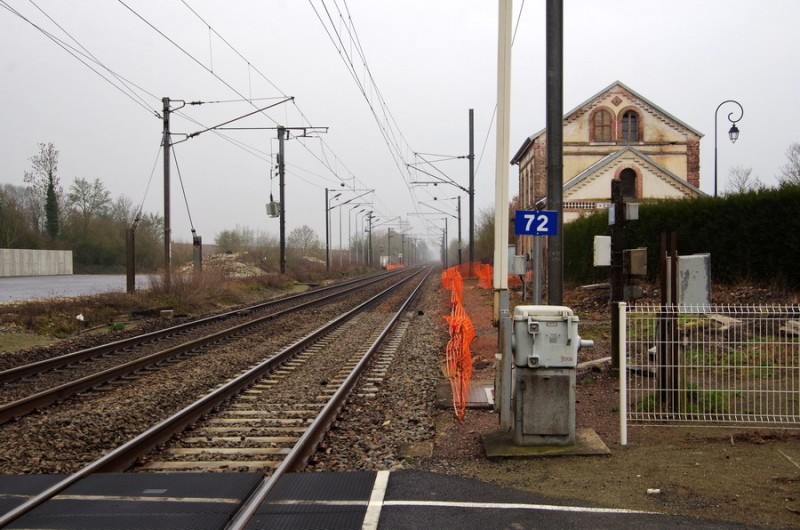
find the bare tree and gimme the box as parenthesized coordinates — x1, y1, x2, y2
(778, 142, 800, 186)
(724, 165, 763, 195)
(109, 195, 136, 226)
(214, 225, 257, 253)
(288, 225, 320, 257)
(67, 177, 111, 230)
(23, 142, 63, 237)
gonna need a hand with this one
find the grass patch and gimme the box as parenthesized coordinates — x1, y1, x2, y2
(1, 268, 363, 340)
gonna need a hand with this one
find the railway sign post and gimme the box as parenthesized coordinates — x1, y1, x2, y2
(514, 210, 558, 236)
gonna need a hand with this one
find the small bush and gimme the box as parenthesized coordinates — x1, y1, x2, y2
(147, 268, 241, 311)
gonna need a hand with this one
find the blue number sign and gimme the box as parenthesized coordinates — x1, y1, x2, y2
(514, 210, 558, 236)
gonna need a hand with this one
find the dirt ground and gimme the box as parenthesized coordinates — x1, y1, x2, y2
(423, 280, 800, 529)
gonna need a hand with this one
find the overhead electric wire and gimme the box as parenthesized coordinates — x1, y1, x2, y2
(338, 0, 417, 174)
(186, 98, 294, 139)
(0, 0, 160, 118)
(313, 0, 415, 185)
(173, 0, 365, 193)
(117, 0, 253, 110)
(25, 0, 160, 117)
(335, 0, 438, 229)
(309, 0, 432, 230)
(5, 0, 282, 172)
(415, 153, 465, 189)
(179, 0, 353, 187)
(315, 0, 485, 235)
(179, 0, 284, 96)
(6, 0, 347, 234)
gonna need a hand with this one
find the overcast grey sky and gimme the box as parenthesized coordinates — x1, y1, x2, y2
(2, 1, 798, 250)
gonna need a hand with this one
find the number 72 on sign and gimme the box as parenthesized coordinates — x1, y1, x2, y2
(514, 210, 558, 236)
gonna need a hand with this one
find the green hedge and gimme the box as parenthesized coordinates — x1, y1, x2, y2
(563, 185, 800, 288)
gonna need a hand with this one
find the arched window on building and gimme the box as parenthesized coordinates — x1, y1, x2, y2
(592, 109, 613, 142)
(620, 168, 637, 198)
(621, 110, 639, 142)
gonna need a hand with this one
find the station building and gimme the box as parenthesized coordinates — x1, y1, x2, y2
(511, 80, 705, 256)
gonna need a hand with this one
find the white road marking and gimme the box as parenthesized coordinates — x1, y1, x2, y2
(362, 469, 390, 530)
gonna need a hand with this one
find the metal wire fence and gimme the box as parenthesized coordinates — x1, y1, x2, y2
(620, 304, 800, 443)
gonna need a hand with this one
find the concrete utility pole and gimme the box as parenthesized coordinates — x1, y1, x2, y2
(367, 213, 374, 267)
(162, 97, 172, 292)
(126, 227, 135, 293)
(546, 0, 564, 305)
(494, 0, 513, 430)
(457, 196, 463, 265)
(271, 125, 327, 274)
(387, 228, 392, 266)
(278, 126, 287, 274)
(469, 108, 476, 266)
(325, 188, 342, 272)
(493, 0, 512, 320)
(443, 217, 450, 269)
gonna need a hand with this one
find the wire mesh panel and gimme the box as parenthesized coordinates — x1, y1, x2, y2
(625, 304, 800, 427)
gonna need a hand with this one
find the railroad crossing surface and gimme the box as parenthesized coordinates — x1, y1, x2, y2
(0, 470, 750, 529)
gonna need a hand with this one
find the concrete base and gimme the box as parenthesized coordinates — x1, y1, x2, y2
(482, 428, 610, 458)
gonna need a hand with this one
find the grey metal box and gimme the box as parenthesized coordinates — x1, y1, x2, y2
(512, 305, 581, 368)
(678, 253, 711, 308)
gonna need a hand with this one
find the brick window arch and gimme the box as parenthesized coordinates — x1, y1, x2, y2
(590, 108, 614, 143)
(620, 168, 637, 198)
(620, 109, 641, 143)
(615, 166, 642, 198)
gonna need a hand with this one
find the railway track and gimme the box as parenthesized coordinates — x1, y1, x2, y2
(0, 268, 409, 424)
(0, 266, 432, 528)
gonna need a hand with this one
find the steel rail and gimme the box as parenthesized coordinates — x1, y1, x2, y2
(225, 266, 433, 529)
(0, 268, 416, 425)
(0, 266, 428, 529)
(0, 269, 402, 384)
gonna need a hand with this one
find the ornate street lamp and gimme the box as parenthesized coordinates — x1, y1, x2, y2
(714, 100, 744, 197)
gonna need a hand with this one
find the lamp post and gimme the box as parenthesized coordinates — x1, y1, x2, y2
(429, 196, 462, 265)
(329, 189, 373, 270)
(371, 216, 401, 267)
(356, 209, 369, 266)
(366, 212, 376, 267)
(410, 205, 460, 265)
(387, 228, 392, 266)
(325, 189, 341, 272)
(423, 218, 448, 267)
(349, 206, 366, 266)
(714, 100, 744, 198)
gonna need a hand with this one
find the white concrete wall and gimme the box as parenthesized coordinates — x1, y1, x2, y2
(0, 249, 73, 277)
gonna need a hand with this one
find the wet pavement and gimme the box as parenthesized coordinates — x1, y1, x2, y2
(0, 275, 151, 303)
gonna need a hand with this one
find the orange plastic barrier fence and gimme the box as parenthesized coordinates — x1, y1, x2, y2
(451, 262, 482, 280)
(449, 262, 532, 291)
(476, 263, 492, 289)
(440, 266, 475, 422)
(440, 268, 463, 306)
(385, 264, 406, 270)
